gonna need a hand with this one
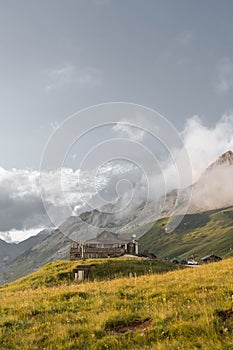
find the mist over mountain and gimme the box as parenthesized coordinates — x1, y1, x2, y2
(0, 113, 233, 244)
(1, 150, 233, 284)
(208, 150, 233, 168)
(189, 150, 233, 212)
(40, 149, 233, 238)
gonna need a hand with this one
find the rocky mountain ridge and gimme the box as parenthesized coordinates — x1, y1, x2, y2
(1, 150, 233, 283)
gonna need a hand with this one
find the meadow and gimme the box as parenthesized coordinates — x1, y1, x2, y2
(139, 206, 233, 259)
(0, 258, 232, 349)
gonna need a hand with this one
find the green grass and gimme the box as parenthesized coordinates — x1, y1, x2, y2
(139, 206, 233, 259)
(0, 258, 233, 349)
(2, 258, 183, 290)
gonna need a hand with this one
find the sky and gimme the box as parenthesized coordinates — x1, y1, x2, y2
(1, 0, 233, 168)
(1, 0, 233, 241)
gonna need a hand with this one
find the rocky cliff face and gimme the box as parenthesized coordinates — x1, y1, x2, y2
(208, 150, 233, 169)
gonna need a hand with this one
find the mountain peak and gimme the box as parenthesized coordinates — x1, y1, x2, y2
(208, 150, 233, 169)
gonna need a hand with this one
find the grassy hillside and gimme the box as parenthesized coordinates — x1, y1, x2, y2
(139, 206, 233, 259)
(0, 258, 233, 349)
(3, 258, 182, 290)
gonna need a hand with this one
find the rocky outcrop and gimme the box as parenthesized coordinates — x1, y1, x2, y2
(208, 150, 233, 169)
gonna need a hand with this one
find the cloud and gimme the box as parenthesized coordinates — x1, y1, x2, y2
(0, 167, 72, 233)
(3, 228, 44, 242)
(1, 113, 233, 241)
(113, 122, 145, 141)
(106, 114, 233, 206)
(0, 168, 49, 232)
(215, 57, 233, 93)
(0, 164, 134, 238)
(181, 113, 233, 181)
(0, 232, 13, 243)
(46, 64, 101, 91)
(191, 164, 233, 212)
(123, 113, 233, 201)
(176, 31, 195, 46)
(46, 63, 74, 91)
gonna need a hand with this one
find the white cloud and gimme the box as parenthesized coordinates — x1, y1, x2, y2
(1, 113, 233, 241)
(0, 168, 47, 232)
(0, 232, 13, 243)
(46, 64, 101, 91)
(113, 122, 145, 141)
(181, 113, 233, 181)
(0, 163, 133, 239)
(215, 57, 233, 93)
(143, 113, 233, 196)
(5, 228, 44, 242)
(46, 63, 74, 91)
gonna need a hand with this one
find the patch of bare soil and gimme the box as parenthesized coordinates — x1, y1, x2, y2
(112, 318, 152, 334)
(215, 309, 233, 334)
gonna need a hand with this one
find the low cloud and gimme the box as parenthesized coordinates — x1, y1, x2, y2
(0, 168, 49, 232)
(160, 114, 233, 213)
(0, 232, 13, 243)
(191, 165, 233, 211)
(0, 164, 135, 236)
(181, 113, 233, 181)
(1, 113, 233, 240)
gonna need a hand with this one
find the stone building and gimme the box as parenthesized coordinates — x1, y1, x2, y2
(70, 230, 139, 260)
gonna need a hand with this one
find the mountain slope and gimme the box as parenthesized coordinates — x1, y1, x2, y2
(17, 229, 51, 252)
(4, 229, 71, 283)
(208, 150, 233, 168)
(3, 150, 233, 284)
(0, 229, 50, 264)
(139, 206, 233, 259)
(0, 258, 233, 349)
(0, 239, 22, 263)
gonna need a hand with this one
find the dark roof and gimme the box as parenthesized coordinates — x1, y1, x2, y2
(201, 254, 222, 260)
(73, 264, 96, 271)
(86, 230, 132, 245)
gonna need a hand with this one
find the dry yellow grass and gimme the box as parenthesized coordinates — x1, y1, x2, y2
(0, 258, 232, 349)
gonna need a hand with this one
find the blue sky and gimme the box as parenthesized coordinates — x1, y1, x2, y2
(1, 0, 233, 168)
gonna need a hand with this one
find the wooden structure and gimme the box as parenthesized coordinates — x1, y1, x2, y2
(200, 254, 222, 264)
(141, 250, 157, 259)
(70, 230, 139, 260)
(72, 264, 96, 281)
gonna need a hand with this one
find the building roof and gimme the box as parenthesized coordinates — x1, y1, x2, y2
(86, 230, 132, 245)
(201, 254, 222, 260)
